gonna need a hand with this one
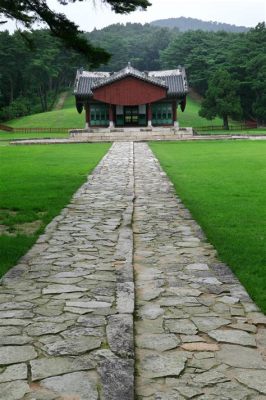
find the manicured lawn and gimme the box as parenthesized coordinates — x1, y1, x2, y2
(0, 132, 69, 143)
(150, 141, 266, 313)
(0, 143, 111, 276)
(196, 128, 266, 135)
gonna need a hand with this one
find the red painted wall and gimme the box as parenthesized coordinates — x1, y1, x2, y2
(92, 77, 167, 106)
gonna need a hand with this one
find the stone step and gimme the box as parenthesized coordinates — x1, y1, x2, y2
(69, 135, 193, 142)
(70, 127, 194, 138)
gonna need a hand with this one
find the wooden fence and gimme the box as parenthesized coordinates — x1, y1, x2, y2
(0, 121, 260, 135)
(0, 124, 13, 132)
(194, 121, 258, 133)
(0, 126, 71, 133)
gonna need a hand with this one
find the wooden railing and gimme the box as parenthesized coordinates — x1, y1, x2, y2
(0, 122, 260, 135)
(0, 126, 72, 133)
(0, 124, 13, 131)
(194, 122, 258, 133)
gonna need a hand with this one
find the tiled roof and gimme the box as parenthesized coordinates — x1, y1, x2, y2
(91, 63, 168, 90)
(74, 64, 188, 98)
(149, 68, 188, 95)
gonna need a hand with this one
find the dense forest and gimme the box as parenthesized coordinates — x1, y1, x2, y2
(0, 20, 265, 124)
(0, 30, 86, 121)
(151, 17, 249, 32)
(86, 24, 175, 71)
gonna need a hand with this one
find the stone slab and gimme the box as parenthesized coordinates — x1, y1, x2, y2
(40, 371, 98, 400)
(0, 346, 37, 365)
(140, 352, 187, 378)
(106, 314, 134, 357)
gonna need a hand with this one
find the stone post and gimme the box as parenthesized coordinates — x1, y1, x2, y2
(173, 100, 179, 128)
(85, 104, 90, 129)
(109, 104, 114, 128)
(147, 103, 152, 127)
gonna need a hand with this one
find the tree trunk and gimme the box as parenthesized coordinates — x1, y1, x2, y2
(43, 88, 48, 112)
(39, 86, 45, 112)
(9, 76, 14, 104)
(223, 115, 229, 130)
(49, 76, 53, 92)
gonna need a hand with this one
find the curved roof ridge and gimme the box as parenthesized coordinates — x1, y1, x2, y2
(91, 63, 167, 90)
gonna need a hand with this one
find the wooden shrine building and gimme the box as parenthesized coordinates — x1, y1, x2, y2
(74, 63, 188, 129)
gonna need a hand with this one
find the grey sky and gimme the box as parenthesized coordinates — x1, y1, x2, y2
(2, 0, 266, 32)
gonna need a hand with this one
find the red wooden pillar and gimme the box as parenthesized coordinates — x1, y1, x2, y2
(172, 100, 179, 128)
(85, 104, 90, 129)
(147, 103, 152, 127)
(109, 104, 114, 128)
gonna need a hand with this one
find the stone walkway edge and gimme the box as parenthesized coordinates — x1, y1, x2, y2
(0, 142, 265, 400)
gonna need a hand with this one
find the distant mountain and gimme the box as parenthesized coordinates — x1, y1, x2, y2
(150, 17, 249, 33)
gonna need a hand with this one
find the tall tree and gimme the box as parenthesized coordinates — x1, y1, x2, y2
(0, 0, 151, 66)
(0, 29, 84, 120)
(199, 69, 242, 130)
(160, 30, 235, 95)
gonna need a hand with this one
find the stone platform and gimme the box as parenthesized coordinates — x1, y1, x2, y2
(68, 127, 193, 143)
(0, 142, 265, 399)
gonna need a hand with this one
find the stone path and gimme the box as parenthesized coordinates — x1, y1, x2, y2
(0, 142, 265, 400)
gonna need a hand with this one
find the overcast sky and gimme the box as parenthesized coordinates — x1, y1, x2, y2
(2, 0, 266, 32)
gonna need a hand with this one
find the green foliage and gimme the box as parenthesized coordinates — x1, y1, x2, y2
(161, 23, 266, 123)
(0, 96, 32, 120)
(199, 69, 242, 129)
(0, 29, 86, 121)
(87, 23, 174, 71)
(0, 143, 111, 275)
(150, 141, 266, 313)
(160, 30, 234, 95)
(232, 23, 266, 123)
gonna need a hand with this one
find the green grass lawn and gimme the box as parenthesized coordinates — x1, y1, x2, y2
(150, 141, 266, 313)
(0, 93, 83, 144)
(178, 97, 223, 128)
(0, 131, 69, 141)
(0, 143, 111, 276)
(3, 93, 84, 130)
(198, 130, 266, 135)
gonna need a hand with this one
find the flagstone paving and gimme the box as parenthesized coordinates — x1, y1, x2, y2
(0, 142, 265, 400)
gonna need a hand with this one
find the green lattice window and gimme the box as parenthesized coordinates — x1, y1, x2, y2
(90, 104, 109, 126)
(152, 103, 173, 125)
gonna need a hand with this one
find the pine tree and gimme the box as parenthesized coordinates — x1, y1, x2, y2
(199, 69, 242, 130)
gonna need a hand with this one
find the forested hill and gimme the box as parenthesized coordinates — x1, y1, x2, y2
(151, 17, 249, 32)
(86, 23, 174, 71)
